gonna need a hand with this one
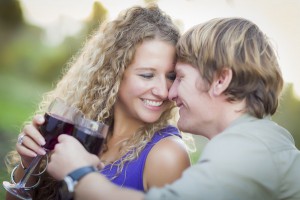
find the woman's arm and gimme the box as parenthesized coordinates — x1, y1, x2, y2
(143, 135, 191, 190)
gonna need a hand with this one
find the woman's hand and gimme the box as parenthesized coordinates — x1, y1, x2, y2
(47, 134, 100, 180)
(16, 114, 46, 168)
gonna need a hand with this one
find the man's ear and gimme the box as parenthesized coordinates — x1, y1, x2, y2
(212, 67, 232, 96)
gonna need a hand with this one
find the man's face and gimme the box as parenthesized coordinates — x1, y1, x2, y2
(169, 62, 215, 136)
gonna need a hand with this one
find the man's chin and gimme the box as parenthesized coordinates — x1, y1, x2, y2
(177, 119, 189, 133)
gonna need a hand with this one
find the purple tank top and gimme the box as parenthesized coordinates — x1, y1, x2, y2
(100, 125, 181, 191)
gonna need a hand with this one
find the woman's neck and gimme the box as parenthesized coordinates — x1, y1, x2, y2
(112, 103, 145, 138)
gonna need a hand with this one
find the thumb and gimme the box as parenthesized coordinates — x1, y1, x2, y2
(57, 134, 72, 142)
(97, 161, 105, 170)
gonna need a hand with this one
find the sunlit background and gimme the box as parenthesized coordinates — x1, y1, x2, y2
(1, 0, 300, 198)
(19, 0, 300, 97)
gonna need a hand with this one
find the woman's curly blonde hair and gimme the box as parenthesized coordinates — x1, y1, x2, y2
(6, 4, 180, 199)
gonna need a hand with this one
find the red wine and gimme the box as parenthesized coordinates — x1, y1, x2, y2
(72, 126, 104, 155)
(39, 113, 74, 150)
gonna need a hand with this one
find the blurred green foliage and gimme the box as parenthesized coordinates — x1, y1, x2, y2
(273, 84, 300, 144)
(0, 1, 107, 198)
(0, 0, 300, 199)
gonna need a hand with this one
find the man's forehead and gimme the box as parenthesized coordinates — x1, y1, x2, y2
(175, 62, 191, 73)
(175, 62, 184, 71)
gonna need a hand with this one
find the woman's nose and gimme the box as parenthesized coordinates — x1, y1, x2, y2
(152, 79, 168, 99)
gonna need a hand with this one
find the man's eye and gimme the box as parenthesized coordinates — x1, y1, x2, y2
(175, 76, 182, 82)
(139, 74, 154, 79)
(167, 72, 176, 81)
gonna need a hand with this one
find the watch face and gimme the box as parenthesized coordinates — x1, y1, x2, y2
(59, 180, 73, 200)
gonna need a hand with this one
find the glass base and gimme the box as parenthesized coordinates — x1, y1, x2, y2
(3, 181, 32, 200)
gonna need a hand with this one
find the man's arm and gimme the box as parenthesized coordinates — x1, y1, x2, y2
(47, 134, 145, 200)
(75, 172, 144, 200)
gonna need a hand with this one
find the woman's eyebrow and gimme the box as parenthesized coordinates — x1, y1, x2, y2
(134, 67, 156, 72)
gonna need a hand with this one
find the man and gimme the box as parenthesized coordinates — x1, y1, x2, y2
(47, 17, 300, 200)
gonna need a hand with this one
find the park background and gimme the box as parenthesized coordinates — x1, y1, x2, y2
(0, 0, 300, 198)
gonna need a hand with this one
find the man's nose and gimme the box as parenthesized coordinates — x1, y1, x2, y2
(168, 80, 178, 101)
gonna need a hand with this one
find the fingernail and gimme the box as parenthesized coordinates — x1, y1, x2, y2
(39, 148, 46, 155)
(40, 139, 46, 146)
(31, 152, 37, 157)
(38, 116, 44, 123)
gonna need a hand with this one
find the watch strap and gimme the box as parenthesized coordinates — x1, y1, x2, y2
(68, 166, 97, 182)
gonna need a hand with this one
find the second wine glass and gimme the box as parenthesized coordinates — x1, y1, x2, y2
(72, 117, 109, 155)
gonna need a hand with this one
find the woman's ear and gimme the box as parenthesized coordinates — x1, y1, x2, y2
(212, 67, 232, 96)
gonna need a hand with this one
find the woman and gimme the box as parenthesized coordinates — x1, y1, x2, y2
(6, 4, 191, 200)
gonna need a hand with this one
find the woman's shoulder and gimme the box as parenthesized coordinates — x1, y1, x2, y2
(150, 125, 185, 154)
(143, 126, 191, 189)
(149, 125, 190, 166)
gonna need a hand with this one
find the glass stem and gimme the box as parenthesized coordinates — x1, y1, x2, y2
(17, 155, 43, 188)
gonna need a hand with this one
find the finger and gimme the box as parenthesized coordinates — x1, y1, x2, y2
(16, 142, 38, 158)
(32, 115, 47, 145)
(97, 161, 105, 170)
(23, 124, 45, 146)
(32, 114, 45, 127)
(17, 134, 46, 156)
(16, 133, 25, 145)
(53, 143, 63, 152)
(57, 134, 72, 143)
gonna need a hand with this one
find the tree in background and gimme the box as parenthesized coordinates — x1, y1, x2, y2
(273, 83, 300, 147)
(35, 1, 108, 83)
(0, 0, 24, 48)
(0, 1, 108, 84)
(84, 1, 108, 35)
(144, 0, 159, 4)
(0, 0, 43, 76)
(0, 1, 108, 137)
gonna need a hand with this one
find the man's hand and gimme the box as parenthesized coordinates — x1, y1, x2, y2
(47, 134, 100, 180)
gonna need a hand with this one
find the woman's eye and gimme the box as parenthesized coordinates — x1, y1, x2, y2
(139, 74, 154, 79)
(167, 72, 176, 81)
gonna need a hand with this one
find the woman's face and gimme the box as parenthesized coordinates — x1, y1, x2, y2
(115, 39, 176, 124)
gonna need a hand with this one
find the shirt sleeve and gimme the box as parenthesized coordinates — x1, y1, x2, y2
(145, 133, 279, 200)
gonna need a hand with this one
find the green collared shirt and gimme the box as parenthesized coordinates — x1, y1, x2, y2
(146, 114, 300, 200)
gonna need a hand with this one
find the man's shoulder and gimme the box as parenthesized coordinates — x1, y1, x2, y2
(199, 116, 300, 171)
(214, 116, 295, 152)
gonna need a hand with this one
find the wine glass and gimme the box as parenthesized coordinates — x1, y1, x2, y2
(3, 97, 83, 200)
(57, 117, 108, 199)
(72, 117, 109, 155)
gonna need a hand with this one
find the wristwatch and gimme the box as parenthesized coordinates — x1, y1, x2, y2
(59, 166, 97, 200)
